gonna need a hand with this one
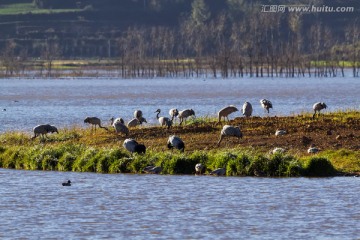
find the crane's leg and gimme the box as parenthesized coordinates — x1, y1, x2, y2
(312, 110, 317, 119)
(217, 135, 224, 146)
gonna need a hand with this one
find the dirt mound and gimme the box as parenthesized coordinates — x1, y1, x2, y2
(124, 114, 360, 154)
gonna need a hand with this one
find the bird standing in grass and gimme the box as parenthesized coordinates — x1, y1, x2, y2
(111, 117, 129, 136)
(32, 124, 58, 139)
(134, 110, 143, 119)
(216, 105, 238, 125)
(313, 102, 327, 119)
(272, 147, 286, 154)
(308, 146, 319, 154)
(242, 102, 253, 117)
(84, 117, 108, 132)
(169, 108, 179, 124)
(123, 138, 146, 154)
(155, 109, 172, 129)
(275, 129, 287, 136)
(127, 117, 147, 128)
(167, 135, 185, 152)
(178, 109, 195, 125)
(260, 99, 273, 114)
(217, 125, 243, 146)
(127, 118, 141, 128)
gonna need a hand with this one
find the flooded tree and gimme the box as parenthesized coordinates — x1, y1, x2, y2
(41, 39, 62, 78)
(1, 40, 19, 76)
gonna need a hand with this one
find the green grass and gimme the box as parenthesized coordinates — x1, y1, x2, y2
(315, 149, 360, 173)
(0, 3, 83, 15)
(0, 142, 343, 177)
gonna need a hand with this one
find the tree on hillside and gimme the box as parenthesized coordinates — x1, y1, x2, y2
(191, 0, 211, 26)
(41, 39, 61, 77)
(345, 20, 360, 77)
(1, 40, 19, 76)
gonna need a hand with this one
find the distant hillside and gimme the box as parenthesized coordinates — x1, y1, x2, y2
(0, 0, 358, 64)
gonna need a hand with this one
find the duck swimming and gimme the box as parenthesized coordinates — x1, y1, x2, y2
(62, 180, 71, 186)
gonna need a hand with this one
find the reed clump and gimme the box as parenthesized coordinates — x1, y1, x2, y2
(304, 157, 337, 177)
(0, 144, 338, 177)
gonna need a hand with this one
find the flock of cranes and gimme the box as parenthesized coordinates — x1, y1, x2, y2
(31, 100, 328, 175)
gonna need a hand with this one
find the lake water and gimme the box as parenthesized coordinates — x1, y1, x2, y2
(0, 168, 359, 239)
(1, 75, 360, 133)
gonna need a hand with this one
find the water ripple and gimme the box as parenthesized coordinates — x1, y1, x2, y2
(0, 169, 359, 239)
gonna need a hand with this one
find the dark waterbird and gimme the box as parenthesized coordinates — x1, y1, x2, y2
(62, 180, 71, 186)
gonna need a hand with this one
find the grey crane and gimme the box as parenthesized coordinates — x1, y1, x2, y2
(123, 138, 146, 154)
(217, 125, 243, 146)
(134, 110, 143, 119)
(127, 117, 146, 128)
(111, 117, 129, 136)
(242, 102, 253, 117)
(195, 163, 204, 175)
(138, 117, 147, 124)
(272, 147, 286, 154)
(133, 110, 147, 124)
(178, 109, 195, 125)
(32, 124, 58, 139)
(167, 135, 185, 152)
(275, 129, 287, 136)
(210, 168, 226, 176)
(127, 118, 140, 128)
(217, 105, 238, 124)
(143, 166, 162, 174)
(260, 99, 273, 113)
(169, 108, 179, 123)
(307, 146, 319, 154)
(155, 109, 172, 129)
(313, 102, 327, 119)
(84, 117, 108, 132)
(110, 117, 124, 125)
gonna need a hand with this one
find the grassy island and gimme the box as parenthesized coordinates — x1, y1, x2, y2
(1, 111, 359, 177)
